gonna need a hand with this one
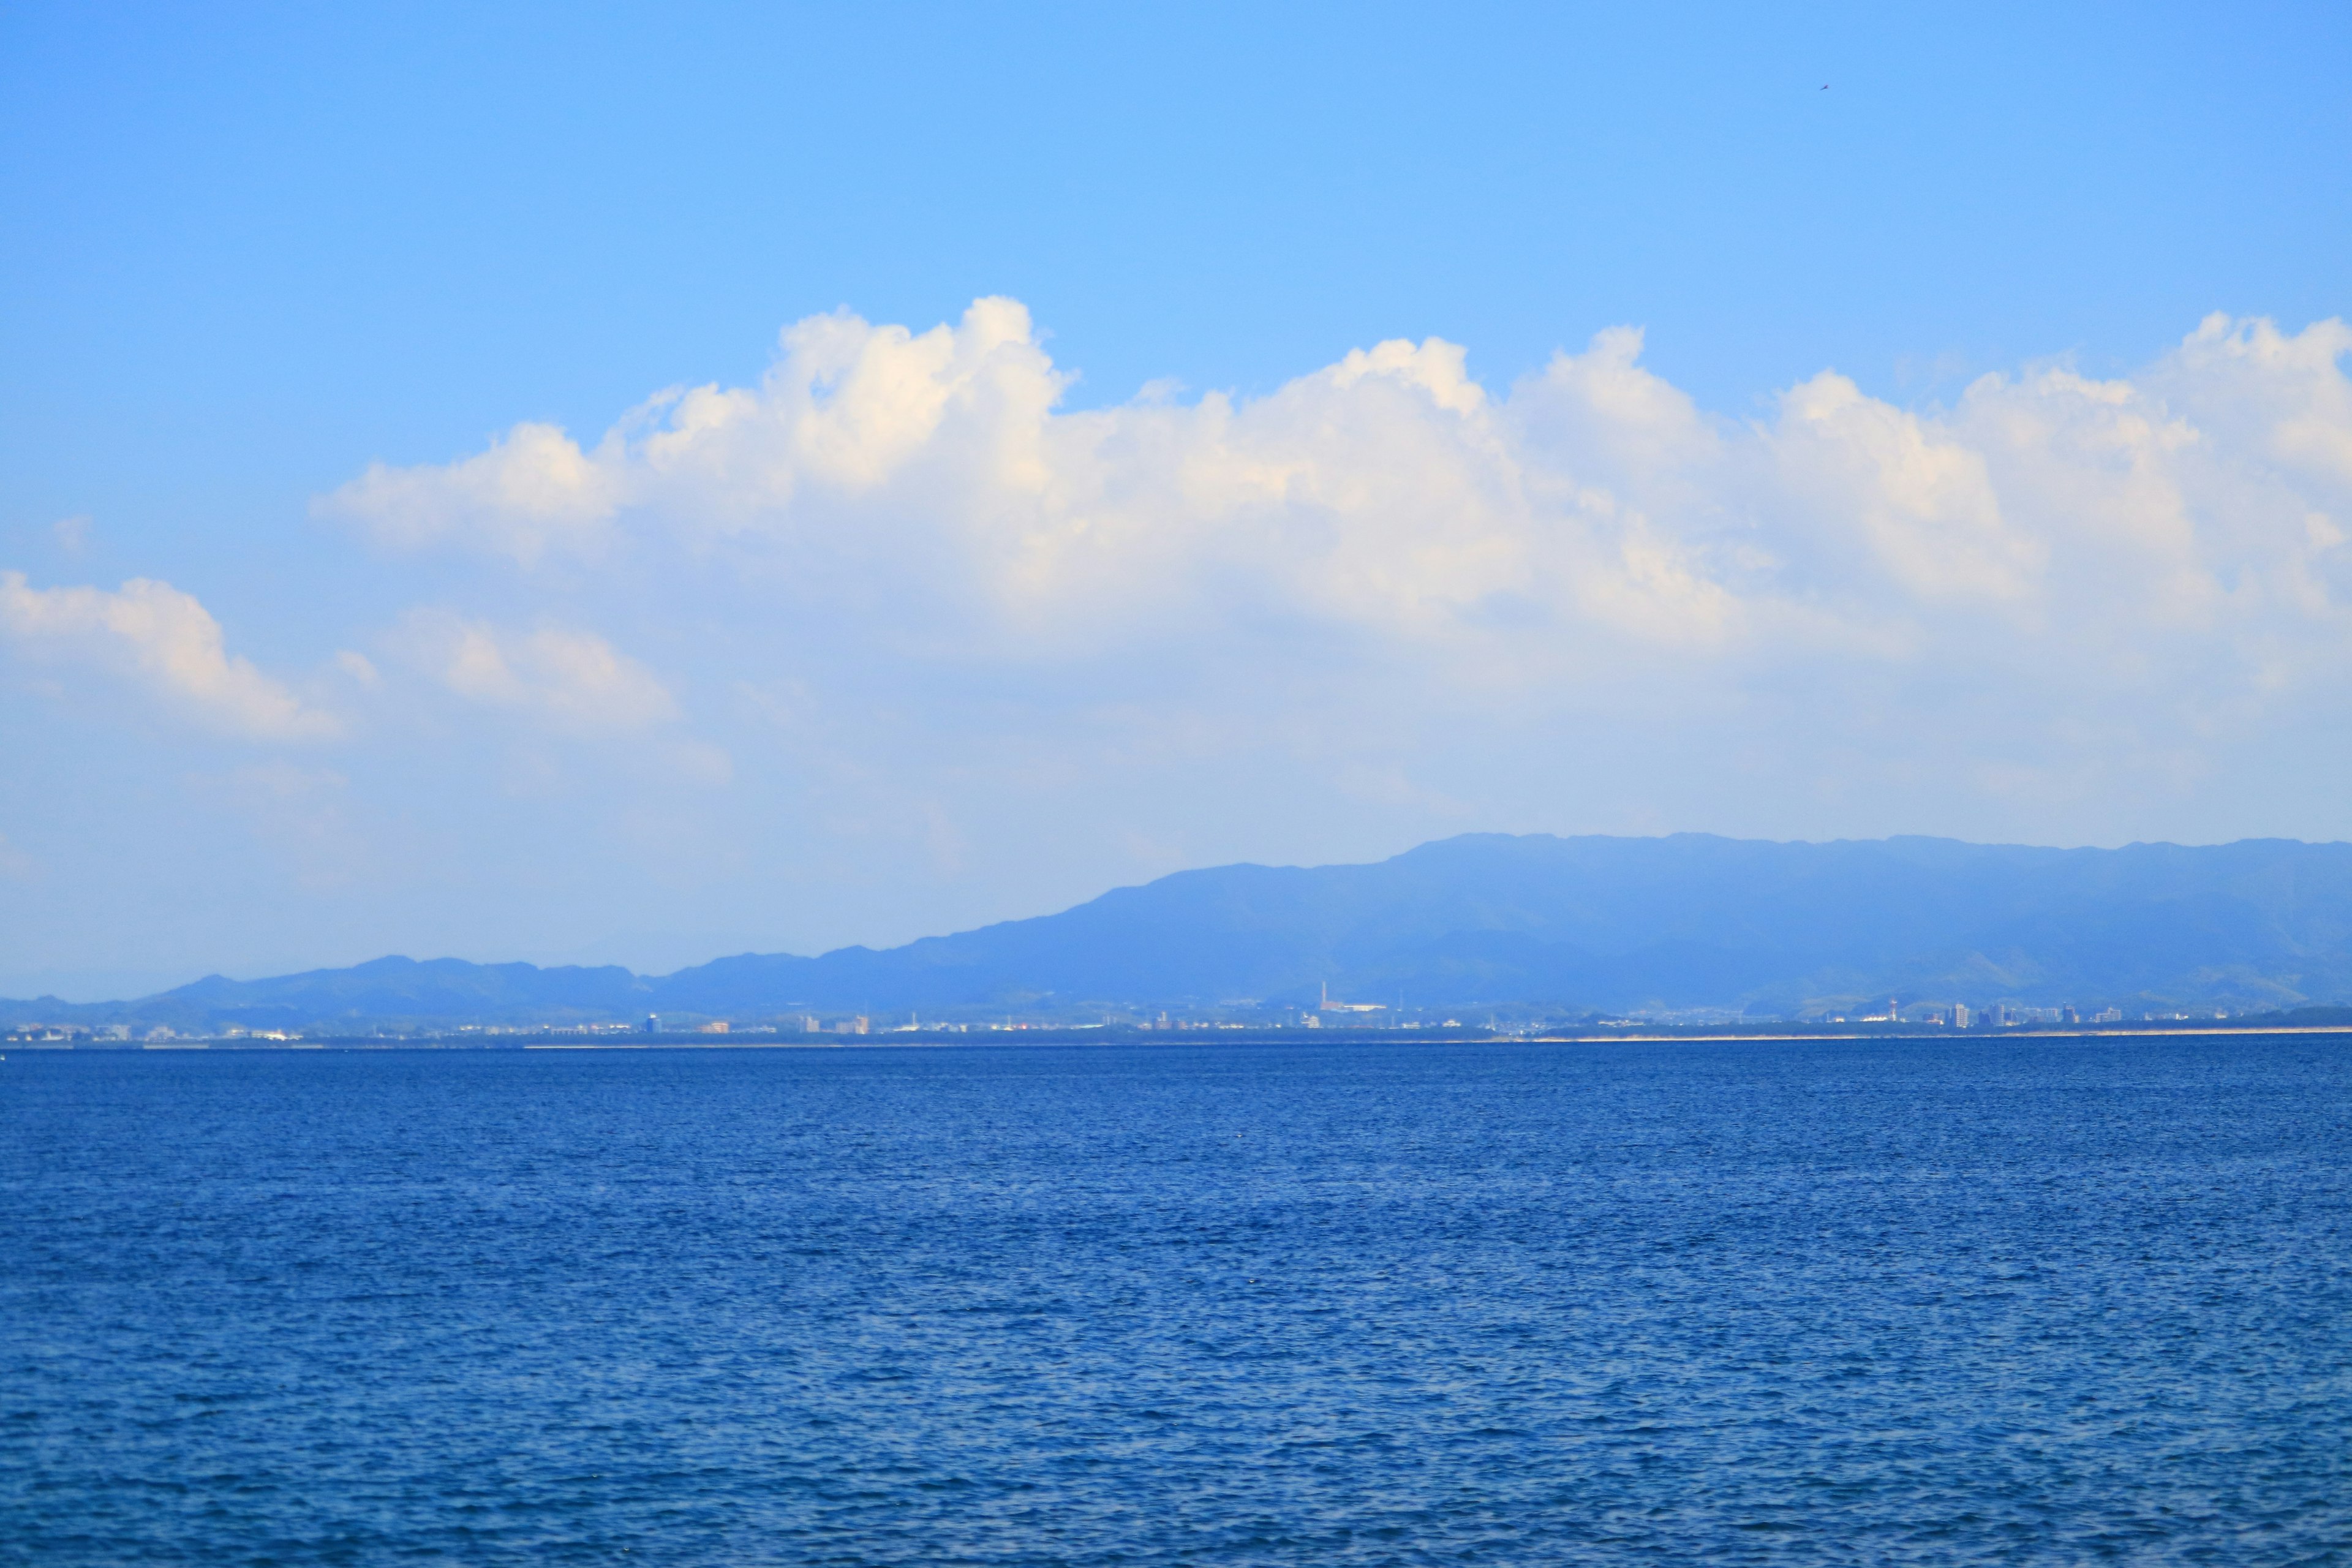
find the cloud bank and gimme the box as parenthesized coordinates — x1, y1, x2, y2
(318, 303, 2352, 741)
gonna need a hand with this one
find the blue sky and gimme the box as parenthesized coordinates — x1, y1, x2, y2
(4, 1, 2350, 998)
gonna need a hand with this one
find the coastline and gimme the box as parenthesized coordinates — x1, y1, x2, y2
(11, 1022, 2348, 1052)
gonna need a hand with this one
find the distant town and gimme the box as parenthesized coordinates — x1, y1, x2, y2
(7, 993, 2325, 1047)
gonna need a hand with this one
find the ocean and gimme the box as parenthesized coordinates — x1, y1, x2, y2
(4, 1036, 2348, 1564)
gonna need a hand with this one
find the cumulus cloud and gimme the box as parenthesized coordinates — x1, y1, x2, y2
(0, 573, 339, 740)
(319, 422, 624, 565)
(318, 300, 2352, 803)
(395, 611, 677, 734)
(326, 300, 2348, 647)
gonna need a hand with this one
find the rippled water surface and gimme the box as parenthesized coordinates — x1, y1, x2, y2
(5, 1036, 2351, 1564)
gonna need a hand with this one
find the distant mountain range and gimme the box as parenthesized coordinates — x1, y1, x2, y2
(10, 833, 2352, 1032)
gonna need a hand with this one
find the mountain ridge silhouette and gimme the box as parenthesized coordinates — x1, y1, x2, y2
(12, 832, 2352, 1029)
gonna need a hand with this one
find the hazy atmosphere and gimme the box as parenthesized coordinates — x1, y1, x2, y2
(6, 3, 2349, 999)
(12, 10, 2352, 1566)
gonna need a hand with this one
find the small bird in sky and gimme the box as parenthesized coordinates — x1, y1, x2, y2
(1821, 83, 1830, 90)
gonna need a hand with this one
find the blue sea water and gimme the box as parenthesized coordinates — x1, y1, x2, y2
(3, 1036, 2349, 1565)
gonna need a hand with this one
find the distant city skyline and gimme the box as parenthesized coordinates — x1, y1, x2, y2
(4, 4, 2349, 1000)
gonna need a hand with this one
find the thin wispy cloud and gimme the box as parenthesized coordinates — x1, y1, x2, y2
(393, 611, 678, 735)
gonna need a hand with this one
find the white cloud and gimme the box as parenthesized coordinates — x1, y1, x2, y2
(318, 421, 624, 565)
(290, 299, 2352, 895)
(395, 611, 677, 734)
(324, 301, 2352, 710)
(0, 573, 340, 740)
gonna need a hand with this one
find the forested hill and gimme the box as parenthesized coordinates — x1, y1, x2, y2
(10, 834, 2352, 1030)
